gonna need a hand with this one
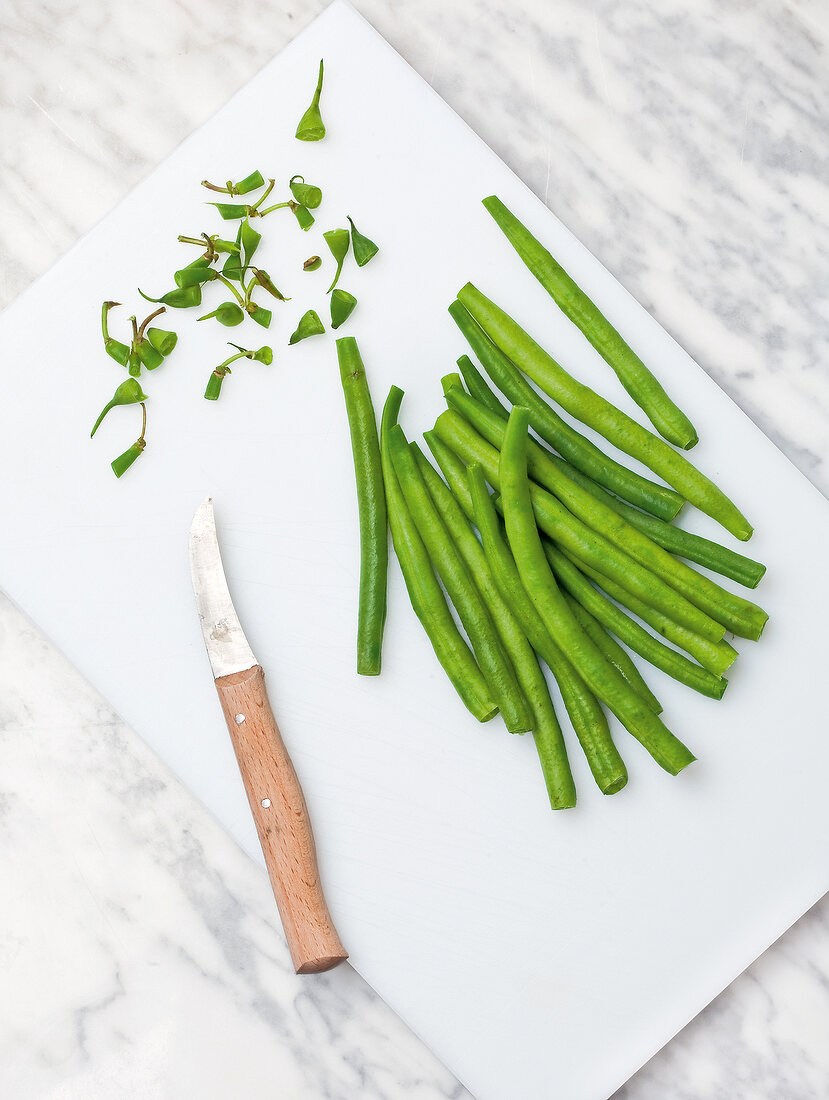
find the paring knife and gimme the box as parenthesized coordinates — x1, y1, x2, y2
(189, 497, 348, 974)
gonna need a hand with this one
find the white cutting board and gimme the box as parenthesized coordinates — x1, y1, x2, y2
(1, 4, 828, 1097)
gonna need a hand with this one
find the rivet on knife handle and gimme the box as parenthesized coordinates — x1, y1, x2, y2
(190, 497, 347, 973)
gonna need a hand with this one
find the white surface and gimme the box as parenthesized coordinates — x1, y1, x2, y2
(0, 4, 828, 1100)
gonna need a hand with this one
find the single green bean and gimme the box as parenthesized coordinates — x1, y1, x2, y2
(466, 461, 628, 794)
(433, 408, 726, 642)
(389, 424, 532, 734)
(380, 388, 496, 721)
(568, 552, 738, 679)
(564, 594, 661, 714)
(481, 195, 698, 449)
(458, 283, 754, 541)
(452, 346, 765, 589)
(336, 338, 387, 675)
(444, 387, 768, 640)
(449, 299, 683, 521)
(500, 407, 696, 775)
(414, 445, 576, 807)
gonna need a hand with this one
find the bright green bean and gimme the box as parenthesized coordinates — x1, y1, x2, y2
(380, 388, 496, 721)
(569, 552, 738, 679)
(451, 347, 766, 589)
(499, 407, 696, 775)
(389, 424, 531, 734)
(564, 594, 661, 714)
(433, 408, 726, 642)
(481, 195, 698, 449)
(444, 387, 768, 640)
(458, 283, 754, 541)
(466, 461, 627, 795)
(449, 298, 683, 521)
(414, 445, 576, 807)
(336, 337, 387, 675)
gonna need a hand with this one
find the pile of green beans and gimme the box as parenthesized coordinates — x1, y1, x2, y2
(336, 202, 769, 811)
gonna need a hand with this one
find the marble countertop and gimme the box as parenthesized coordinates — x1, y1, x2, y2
(2, 0, 828, 1096)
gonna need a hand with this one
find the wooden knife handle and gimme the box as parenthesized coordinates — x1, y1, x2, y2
(215, 664, 348, 974)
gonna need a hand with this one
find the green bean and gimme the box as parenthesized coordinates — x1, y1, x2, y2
(331, 289, 358, 330)
(414, 445, 576, 807)
(380, 388, 496, 721)
(564, 594, 661, 714)
(388, 424, 532, 734)
(449, 299, 683, 522)
(481, 195, 698, 449)
(433, 408, 727, 642)
(499, 407, 696, 775)
(336, 338, 387, 676)
(568, 553, 737, 679)
(289, 309, 325, 344)
(466, 461, 627, 795)
(458, 283, 754, 541)
(444, 387, 768, 640)
(450, 347, 766, 589)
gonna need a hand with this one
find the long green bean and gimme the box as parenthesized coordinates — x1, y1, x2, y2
(444, 387, 768, 640)
(451, 349, 766, 589)
(458, 283, 754, 541)
(449, 299, 683, 522)
(380, 387, 496, 721)
(564, 594, 662, 714)
(545, 543, 729, 698)
(433, 408, 727, 642)
(466, 461, 627, 795)
(499, 407, 695, 775)
(568, 552, 738, 679)
(481, 195, 699, 449)
(336, 337, 387, 675)
(414, 445, 576, 807)
(388, 424, 532, 734)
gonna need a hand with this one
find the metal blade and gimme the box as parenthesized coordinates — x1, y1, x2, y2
(189, 497, 257, 679)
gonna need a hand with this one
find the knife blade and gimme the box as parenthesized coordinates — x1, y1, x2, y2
(189, 497, 347, 974)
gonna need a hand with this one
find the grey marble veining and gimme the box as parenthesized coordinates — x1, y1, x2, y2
(1, 0, 828, 1097)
